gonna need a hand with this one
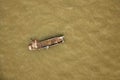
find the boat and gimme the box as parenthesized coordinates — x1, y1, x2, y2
(28, 36, 64, 50)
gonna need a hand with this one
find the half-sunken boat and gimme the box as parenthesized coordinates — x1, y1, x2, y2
(28, 36, 64, 50)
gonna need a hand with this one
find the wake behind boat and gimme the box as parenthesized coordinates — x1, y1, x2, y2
(28, 36, 64, 50)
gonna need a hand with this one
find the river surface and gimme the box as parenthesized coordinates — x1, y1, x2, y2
(0, 0, 120, 80)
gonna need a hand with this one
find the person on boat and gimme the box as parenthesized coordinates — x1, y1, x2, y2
(29, 39, 38, 50)
(34, 39, 38, 48)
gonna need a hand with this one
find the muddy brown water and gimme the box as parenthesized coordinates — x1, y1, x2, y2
(0, 0, 120, 80)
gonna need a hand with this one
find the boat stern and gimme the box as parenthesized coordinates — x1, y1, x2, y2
(59, 36, 64, 43)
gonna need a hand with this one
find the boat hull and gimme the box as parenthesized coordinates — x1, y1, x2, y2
(28, 36, 64, 50)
